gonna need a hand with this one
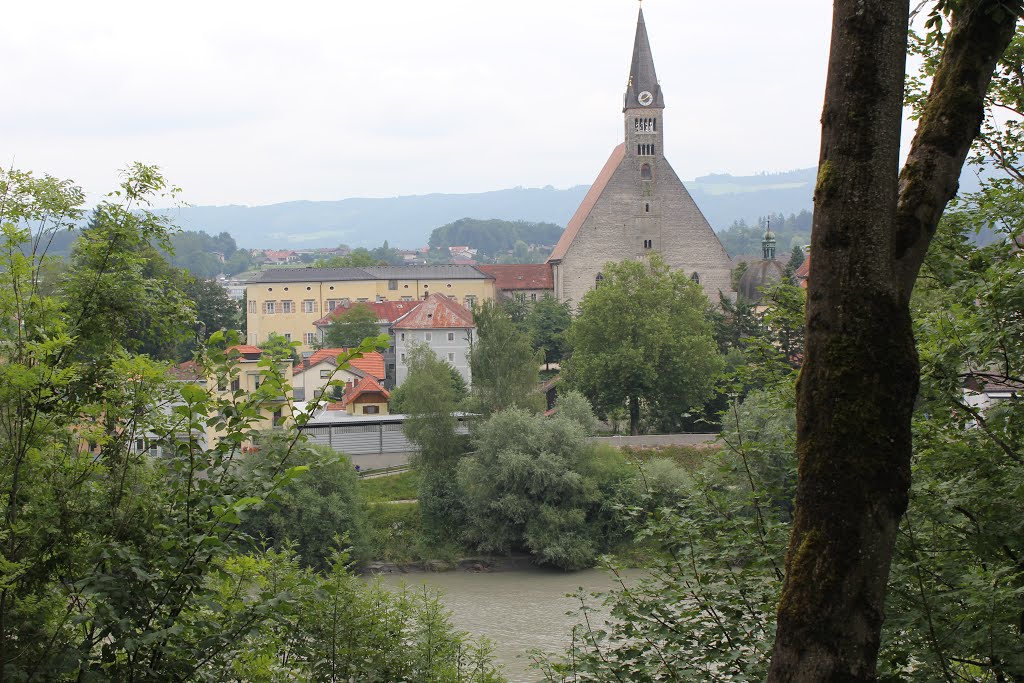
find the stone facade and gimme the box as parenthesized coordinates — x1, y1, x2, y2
(548, 9, 733, 309)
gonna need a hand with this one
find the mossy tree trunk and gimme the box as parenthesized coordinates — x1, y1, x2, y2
(767, 2, 1019, 681)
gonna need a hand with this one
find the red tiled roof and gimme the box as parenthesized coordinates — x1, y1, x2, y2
(794, 252, 811, 289)
(393, 293, 475, 330)
(299, 348, 385, 379)
(169, 360, 204, 381)
(547, 144, 626, 262)
(227, 344, 263, 356)
(477, 264, 553, 291)
(341, 375, 391, 408)
(314, 300, 419, 326)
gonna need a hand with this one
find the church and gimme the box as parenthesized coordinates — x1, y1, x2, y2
(548, 8, 734, 307)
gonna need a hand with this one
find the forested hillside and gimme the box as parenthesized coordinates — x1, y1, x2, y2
(428, 218, 563, 260)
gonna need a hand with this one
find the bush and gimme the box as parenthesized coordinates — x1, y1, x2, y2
(240, 438, 370, 568)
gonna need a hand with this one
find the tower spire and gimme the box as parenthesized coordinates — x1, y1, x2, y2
(624, 7, 664, 111)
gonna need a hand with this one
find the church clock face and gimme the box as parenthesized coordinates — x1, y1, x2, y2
(638, 91, 654, 106)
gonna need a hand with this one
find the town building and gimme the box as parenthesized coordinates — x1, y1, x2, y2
(547, 9, 734, 308)
(736, 227, 785, 304)
(393, 293, 476, 387)
(476, 263, 554, 302)
(291, 348, 386, 402)
(245, 264, 495, 352)
(314, 299, 420, 387)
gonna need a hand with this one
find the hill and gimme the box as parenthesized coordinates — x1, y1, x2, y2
(155, 170, 823, 250)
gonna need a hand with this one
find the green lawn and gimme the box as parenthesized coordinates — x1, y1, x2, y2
(359, 469, 420, 502)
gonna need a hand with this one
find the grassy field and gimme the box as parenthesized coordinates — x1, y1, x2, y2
(359, 469, 420, 502)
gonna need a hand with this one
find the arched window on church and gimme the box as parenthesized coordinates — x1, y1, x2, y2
(595, 272, 605, 287)
(690, 272, 700, 285)
(641, 164, 652, 180)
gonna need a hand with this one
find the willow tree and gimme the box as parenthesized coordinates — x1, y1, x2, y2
(768, 2, 1020, 681)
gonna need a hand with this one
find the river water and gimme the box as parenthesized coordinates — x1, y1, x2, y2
(373, 567, 640, 683)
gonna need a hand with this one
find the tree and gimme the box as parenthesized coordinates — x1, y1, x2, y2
(261, 331, 299, 363)
(787, 244, 805, 272)
(525, 295, 571, 368)
(240, 437, 370, 569)
(315, 247, 379, 268)
(565, 255, 723, 435)
(768, 3, 1020, 680)
(398, 343, 470, 539)
(470, 301, 544, 414)
(457, 408, 637, 570)
(320, 302, 380, 348)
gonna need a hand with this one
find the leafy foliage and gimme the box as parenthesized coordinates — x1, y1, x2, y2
(471, 301, 545, 415)
(319, 302, 381, 349)
(565, 255, 723, 435)
(0, 164, 504, 681)
(458, 409, 638, 571)
(428, 218, 564, 258)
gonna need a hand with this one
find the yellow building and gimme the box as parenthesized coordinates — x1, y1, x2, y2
(245, 265, 496, 353)
(170, 345, 293, 448)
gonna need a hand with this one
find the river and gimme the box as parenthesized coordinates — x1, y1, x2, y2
(373, 566, 640, 683)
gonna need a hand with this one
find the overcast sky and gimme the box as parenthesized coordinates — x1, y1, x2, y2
(2, 1, 835, 207)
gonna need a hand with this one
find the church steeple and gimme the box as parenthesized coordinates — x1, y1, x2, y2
(623, 8, 665, 111)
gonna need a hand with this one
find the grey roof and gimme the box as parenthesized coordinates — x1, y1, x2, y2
(248, 267, 374, 283)
(623, 8, 665, 111)
(358, 265, 492, 280)
(248, 264, 492, 284)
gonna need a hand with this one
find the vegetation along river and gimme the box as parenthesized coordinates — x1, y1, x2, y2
(373, 567, 642, 683)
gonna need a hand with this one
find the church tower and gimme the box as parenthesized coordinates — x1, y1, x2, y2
(548, 8, 733, 308)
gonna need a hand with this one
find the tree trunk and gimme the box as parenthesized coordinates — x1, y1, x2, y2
(629, 395, 640, 436)
(767, 2, 1018, 681)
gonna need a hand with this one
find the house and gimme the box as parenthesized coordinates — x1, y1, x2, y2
(291, 347, 386, 402)
(313, 299, 421, 386)
(262, 250, 297, 265)
(167, 345, 293, 449)
(393, 293, 476, 387)
(245, 264, 496, 352)
(330, 375, 392, 416)
(477, 264, 554, 302)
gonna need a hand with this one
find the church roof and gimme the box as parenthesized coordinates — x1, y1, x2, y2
(547, 144, 626, 263)
(624, 8, 664, 110)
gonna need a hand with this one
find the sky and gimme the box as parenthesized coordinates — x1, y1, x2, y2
(1, 1, 835, 208)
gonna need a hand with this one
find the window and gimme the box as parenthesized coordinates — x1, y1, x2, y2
(447, 332, 455, 342)
(217, 378, 227, 391)
(231, 378, 240, 392)
(448, 353, 455, 362)
(264, 301, 276, 314)
(326, 299, 341, 311)
(284, 333, 291, 341)
(388, 280, 398, 290)
(641, 164, 652, 180)
(400, 333, 406, 341)
(248, 300, 257, 314)
(305, 332, 316, 344)
(320, 369, 331, 379)
(465, 295, 477, 308)
(643, 239, 653, 249)
(401, 296, 413, 301)
(530, 293, 538, 301)
(363, 405, 380, 414)
(425, 332, 432, 342)
(302, 300, 317, 313)
(282, 300, 293, 314)
(645, 203, 650, 212)
(401, 353, 406, 362)
(691, 272, 701, 285)
(356, 298, 368, 303)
